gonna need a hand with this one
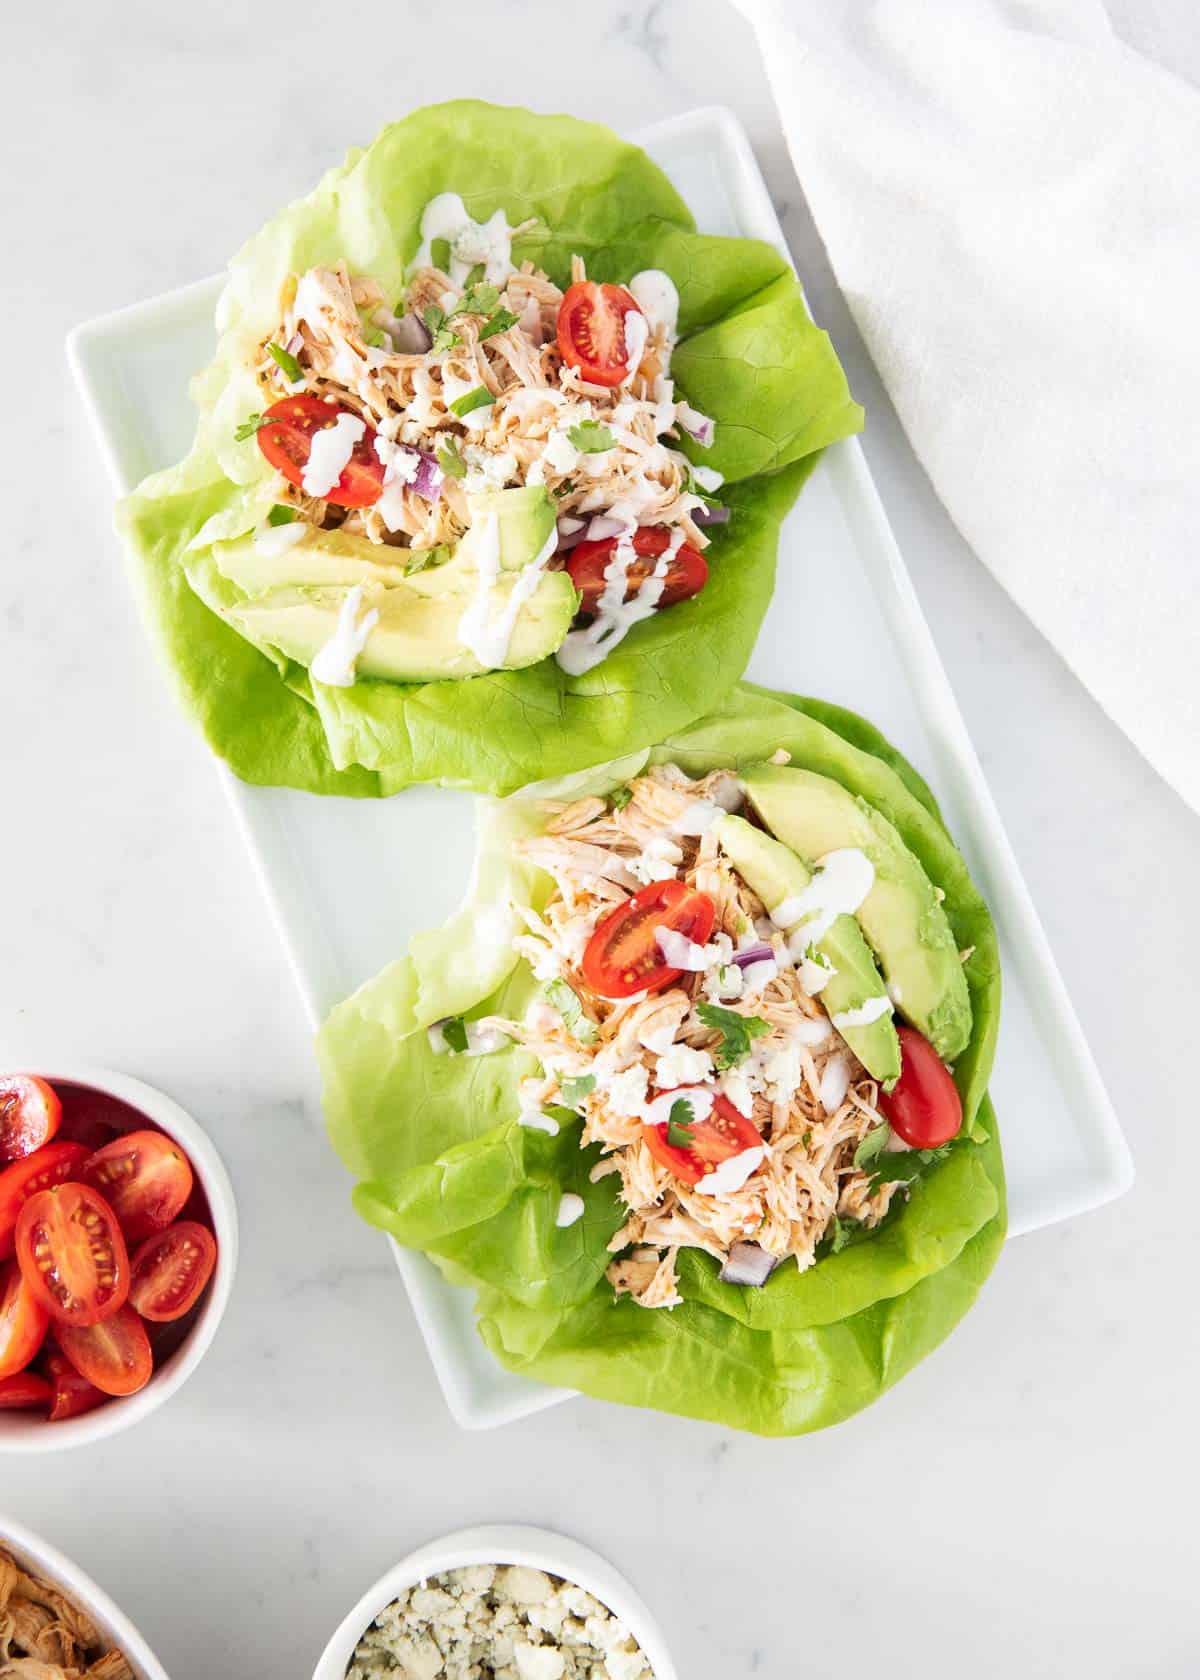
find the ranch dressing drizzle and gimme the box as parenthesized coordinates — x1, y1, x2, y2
(628, 269, 680, 360)
(309, 585, 379, 688)
(457, 519, 557, 669)
(301, 412, 365, 499)
(770, 848, 876, 947)
(252, 519, 307, 558)
(555, 528, 685, 677)
(413, 193, 520, 287)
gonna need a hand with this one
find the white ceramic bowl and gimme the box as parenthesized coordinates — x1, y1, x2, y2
(313, 1524, 678, 1680)
(0, 1509, 171, 1678)
(0, 1064, 237, 1453)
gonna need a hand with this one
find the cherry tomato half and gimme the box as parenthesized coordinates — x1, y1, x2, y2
(255, 395, 383, 508)
(879, 1026, 963, 1149)
(557, 282, 643, 388)
(44, 1351, 108, 1421)
(0, 1142, 90, 1260)
(642, 1089, 764, 1188)
(0, 1076, 61, 1164)
(129, 1222, 217, 1323)
(57, 1306, 152, 1398)
(567, 527, 708, 618)
(582, 880, 716, 999)
(82, 1130, 193, 1246)
(15, 1183, 130, 1327)
(0, 1260, 48, 1379)
(0, 1369, 52, 1411)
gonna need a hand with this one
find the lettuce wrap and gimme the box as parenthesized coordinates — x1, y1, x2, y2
(318, 685, 1005, 1435)
(116, 101, 862, 798)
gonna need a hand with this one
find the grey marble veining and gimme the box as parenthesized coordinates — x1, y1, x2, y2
(3, 2, 1199, 1676)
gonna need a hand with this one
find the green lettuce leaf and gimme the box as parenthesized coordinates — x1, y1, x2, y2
(318, 684, 1005, 1435)
(115, 100, 863, 797)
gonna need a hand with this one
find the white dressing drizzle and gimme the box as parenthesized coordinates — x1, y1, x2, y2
(628, 270, 680, 354)
(770, 848, 876, 946)
(555, 1193, 585, 1228)
(694, 1146, 767, 1198)
(309, 585, 379, 688)
(413, 192, 520, 286)
(831, 996, 894, 1030)
(373, 434, 421, 532)
(621, 309, 648, 383)
(457, 519, 557, 669)
(252, 519, 307, 558)
(302, 412, 365, 499)
(555, 528, 685, 677)
(517, 1107, 560, 1136)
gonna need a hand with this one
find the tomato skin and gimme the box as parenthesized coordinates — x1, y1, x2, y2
(0, 1076, 62, 1163)
(0, 1142, 90, 1259)
(82, 1130, 194, 1246)
(642, 1089, 764, 1187)
(129, 1222, 217, 1323)
(0, 1369, 52, 1410)
(15, 1184, 130, 1327)
(0, 1261, 48, 1379)
(879, 1027, 963, 1148)
(557, 282, 642, 387)
(57, 1306, 153, 1399)
(567, 527, 708, 618)
(45, 1351, 108, 1421)
(582, 880, 716, 999)
(256, 395, 383, 508)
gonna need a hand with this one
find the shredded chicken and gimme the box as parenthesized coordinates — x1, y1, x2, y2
(0, 1549, 126, 1680)
(491, 767, 903, 1310)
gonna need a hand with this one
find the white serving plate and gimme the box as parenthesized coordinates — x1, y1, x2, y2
(67, 105, 1133, 1431)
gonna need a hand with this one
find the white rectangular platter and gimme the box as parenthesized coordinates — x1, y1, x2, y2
(68, 105, 1133, 1430)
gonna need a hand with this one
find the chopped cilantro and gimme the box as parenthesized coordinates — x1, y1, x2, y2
(609, 785, 634, 811)
(478, 307, 519, 342)
(567, 420, 616, 454)
(448, 386, 495, 419)
(440, 1017, 469, 1055)
(666, 1098, 697, 1150)
(436, 437, 467, 479)
(559, 1074, 596, 1109)
(545, 979, 598, 1045)
(266, 503, 298, 527)
(852, 1124, 891, 1170)
(233, 413, 274, 442)
(458, 282, 501, 317)
(827, 1215, 856, 1254)
(266, 341, 303, 382)
(695, 1001, 770, 1071)
(422, 305, 460, 355)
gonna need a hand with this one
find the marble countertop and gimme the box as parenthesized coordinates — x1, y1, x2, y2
(4, 2, 1199, 1675)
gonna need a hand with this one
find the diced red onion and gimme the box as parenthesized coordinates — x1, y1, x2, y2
(586, 514, 626, 542)
(732, 942, 774, 969)
(676, 402, 715, 447)
(411, 451, 443, 502)
(556, 515, 587, 553)
(284, 332, 304, 357)
(388, 312, 434, 354)
(693, 503, 730, 527)
(720, 1242, 778, 1288)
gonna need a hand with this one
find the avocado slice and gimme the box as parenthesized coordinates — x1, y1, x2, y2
(741, 764, 972, 1060)
(225, 570, 576, 683)
(459, 484, 557, 573)
(211, 525, 424, 597)
(716, 813, 902, 1083)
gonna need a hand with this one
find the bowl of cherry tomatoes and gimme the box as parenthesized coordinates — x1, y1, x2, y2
(0, 1064, 237, 1451)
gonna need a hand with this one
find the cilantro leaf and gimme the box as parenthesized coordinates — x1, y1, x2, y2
(852, 1124, 891, 1170)
(567, 420, 616, 454)
(440, 1017, 469, 1055)
(436, 437, 467, 479)
(478, 307, 519, 342)
(695, 1001, 770, 1071)
(448, 386, 495, 419)
(827, 1214, 857, 1254)
(233, 413, 274, 442)
(266, 341, 303, 383)
(423, 305, 460, 354)
(545, 979, 598, 1045)
(558, 1074, 596, 1109)
(666, 1098, 697, 1149)
(458, 282, 501, 317)
(266, 503, 298, 527)
(609, 785, 633, 811)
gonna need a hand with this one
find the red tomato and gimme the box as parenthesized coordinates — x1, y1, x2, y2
(0, 1076, 61, 1163)
(879, 1026, 963, 1149)
(15, 1184, 130, 1327)
(0, 1369, 52, 1411)
(255, 395, 383, 507)
(129, 1222, 217, 1323)
(642, 1089, 764, 1188)
(57, 1306, 153, 1398)
(557, 282, 643, 387)
(45, 1351, 108, 1421)
(0, 1261, 48, 1378)
(567, 527, 708, 618)
(82, 1130, 193, 1246)
(582, 880, 716, 999)
(0, 1142, 90, 1259)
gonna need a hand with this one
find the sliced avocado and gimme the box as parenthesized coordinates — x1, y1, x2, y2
(716, 814, 902, 1083)
(224, 572, 576, 683)
(211, 525, 419, 597)
(741, 764, 971, 1060)
(459, 484, 557, 573)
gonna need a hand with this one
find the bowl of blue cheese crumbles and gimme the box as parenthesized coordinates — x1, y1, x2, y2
(314, 1526, 675, 1680)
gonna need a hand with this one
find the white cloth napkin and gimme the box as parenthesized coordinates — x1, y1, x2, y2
(734, 0, 1200, 814)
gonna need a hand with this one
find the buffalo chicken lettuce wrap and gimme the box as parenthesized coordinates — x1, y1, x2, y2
(319, 686, 1004, 1435)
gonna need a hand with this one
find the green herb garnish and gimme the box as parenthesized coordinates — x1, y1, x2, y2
(267, 341, 303, 382)
(266, 503, 298, 527)
(449, 386, 495, 419)
(422, 305, 460, 354)
(478, 307, 519, 342)
(827, 1215, 856, 1254)
(545, 979, 598, 1045)
(436, 437, 467, 479)
(234, 413, 274, 442)
(666, 1098, 697, 1149)
(610, 785, 633, 811)
(567, 420, 616, 454)
(458, 282, 501, 317)
(853, 1124, 891, 1170)
(695, 1001, 770, 1071)
(440, 1017, 469, 1055)
(559, 1074, 596, 1109)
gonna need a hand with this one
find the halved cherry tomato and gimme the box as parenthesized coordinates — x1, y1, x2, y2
(0, 1261, 48, 1378)
(45, 1351, 108, 1421)
(82, 1130, 193, 1246)
(642, 1088, 764, 1188)
(582, 879, 716, 999)
(129, 1222, 217, 1323)
(57, 1306, 152, 1398)
(567, 527, 708, 618)
(255, 395, 384, 508)
(879, 1026, 963, 1149)
(0, 1076, 61, 1164)
(0, 1142, 90, 1259)
(0, 1369, 51, 1410)
(15, 1184, 129, 1327)
(557, 282, 643, 388)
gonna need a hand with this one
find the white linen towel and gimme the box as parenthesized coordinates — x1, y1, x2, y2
(734, 0, 1200, 813)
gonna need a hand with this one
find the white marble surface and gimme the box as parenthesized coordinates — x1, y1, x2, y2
(2, 3, 1199, 1676)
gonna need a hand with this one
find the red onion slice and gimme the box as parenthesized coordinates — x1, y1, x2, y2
(693, 503, 730, 527)
(676, 402, 715, 447)
(556, 515, 588, 553)
(284, 331, 304, 357)
(585, 514, 626, 542)
(732, 942, 775, 969)
(411, 451, 443, 502)
(387, 312, 434, 354)
(720, 1242, 778, 1287)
